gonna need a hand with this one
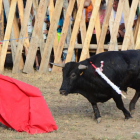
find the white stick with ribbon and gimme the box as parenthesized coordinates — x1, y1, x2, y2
(96, 68, 126, 98)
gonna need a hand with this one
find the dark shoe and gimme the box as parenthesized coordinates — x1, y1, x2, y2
(35, 66, 39, 71)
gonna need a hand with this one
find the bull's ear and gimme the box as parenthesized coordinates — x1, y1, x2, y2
(78, 64, 88, 70)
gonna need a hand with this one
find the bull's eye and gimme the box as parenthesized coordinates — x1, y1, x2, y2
(70, 73, 76, 79)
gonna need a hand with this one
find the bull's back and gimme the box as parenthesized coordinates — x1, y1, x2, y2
(88, 50, 140, 85)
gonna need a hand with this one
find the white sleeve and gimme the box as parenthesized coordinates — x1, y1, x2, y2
(134, 14, 137, 20)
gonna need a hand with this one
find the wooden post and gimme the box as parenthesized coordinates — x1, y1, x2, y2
(121, 0, 138, 50)
(108, 0, 125, 51)
(18, 0, 30, 51)
(79, 0, 101, 61)
(38, 0, 64, 73)
(0, 0, 3, 53)
(108, 2, 118, 51)
(12, 0, 33, 73)
(77, 0, 87, 53)
(123, 0, 134, 50)
(78, 2, 86, 45)
(135, 24, 140, 49)
(52, 0, 75, 72)
(3, 0, 17, 62)
(48, 0, 58, 56)
(96, 0, 113, 54)
(134, 13, 140, 44)
(0, 0, 3, 41)
(32, 0, 38, 12)
(135, 2, 140, 50)
(92, 0, 101, 45)
(23, 0, 49, 73)
(65, 0, 85, 63)
(0, 0, 17, 73)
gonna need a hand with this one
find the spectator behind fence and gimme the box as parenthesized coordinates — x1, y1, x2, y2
(78, 0, 109, 44)
(84, 0, 93, 29)
(113, 0, 137, 43)
(87, 0, 110, 44)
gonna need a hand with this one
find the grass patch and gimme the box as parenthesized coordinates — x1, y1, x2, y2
(132, 133, 140, 139)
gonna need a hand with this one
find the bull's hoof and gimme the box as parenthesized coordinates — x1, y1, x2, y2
(125, 114, 132, 120)
(130, 109, 135, 115)
(97, 117, 101, 123)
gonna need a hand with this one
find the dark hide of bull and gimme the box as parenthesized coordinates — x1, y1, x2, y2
(59, 50, 140, 123)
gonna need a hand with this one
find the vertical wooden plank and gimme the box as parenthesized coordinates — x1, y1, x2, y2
(0, 0, 3, 53)
(18, 0, 30, 50)
(4, 0, 24, 70)
(134, 2, 140, 50)
(78, 0, 86, 44)
(134, 13, 140, 44)
(96, 0, 113, 54)
(0, 0, 3, 38)
(79, 0, 101, 61)
(48, 0, 58, 56)
(91, 0, 101, 44)
(108, 2, 118, 51)
(13, 2, 25, 69)
(135, 24, 140, 49)
(23, 0, 49, 73)
(12, 0, 33, 73)
(1, 0, 3, 40)
(12, 16, 19, 42)
(63, 0, 71, 47)
(65, 0, 85, 63)
(77, 0, 88, 58)
(32, 0, 38, 12)
(123, 0, 134, 49)
(108, 0, 125, 51)
(3, 0, 17, 61)
(121, 0, 138, 50)
(0, 0, 17, 73)
(39, 0, 63, 73)
(77, 0, 90, 58)
(0, 0, 3, 40)
(52, 0, 75, 72)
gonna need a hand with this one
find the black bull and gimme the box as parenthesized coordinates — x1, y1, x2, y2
(55, 50, 140, 123)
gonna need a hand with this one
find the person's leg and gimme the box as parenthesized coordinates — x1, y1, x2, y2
(90, 34, 97, 44)
(105, 33, 110, 44)
(35, 55, 39, 71)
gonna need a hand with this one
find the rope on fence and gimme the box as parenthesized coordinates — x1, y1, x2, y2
(0, 37, 33, 43)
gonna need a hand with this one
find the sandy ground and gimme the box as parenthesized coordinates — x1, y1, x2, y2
(0, 68, 140, 140)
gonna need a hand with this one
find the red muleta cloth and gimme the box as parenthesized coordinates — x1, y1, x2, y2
(0, 74, 57, 134)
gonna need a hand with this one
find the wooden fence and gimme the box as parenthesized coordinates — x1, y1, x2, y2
(0, 0, 140, 74)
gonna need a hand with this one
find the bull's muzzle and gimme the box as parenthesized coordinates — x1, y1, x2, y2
(59, 90, 68, 96)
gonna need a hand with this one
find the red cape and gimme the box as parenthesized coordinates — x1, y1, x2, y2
(0, 74, 57, 134)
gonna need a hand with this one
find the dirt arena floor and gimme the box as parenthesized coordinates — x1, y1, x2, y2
(1, 67, 140, 140)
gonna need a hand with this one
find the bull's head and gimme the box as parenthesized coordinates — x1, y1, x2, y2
(58, 62, 88, 95)
(51, 62, 88, 95)
(60, 63, 88, 95)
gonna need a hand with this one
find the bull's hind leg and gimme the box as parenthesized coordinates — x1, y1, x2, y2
(129, 90, 140, 114)
(91, 103, 101, 123)
(112, 93, 132, 119)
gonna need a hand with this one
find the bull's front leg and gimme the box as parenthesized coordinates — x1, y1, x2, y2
(112, 92, 132, 119)
(91, 102, 101, 123)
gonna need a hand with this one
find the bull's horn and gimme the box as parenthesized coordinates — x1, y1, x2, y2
(50, 62, 65, 68)
(78, 64, 88, 70)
